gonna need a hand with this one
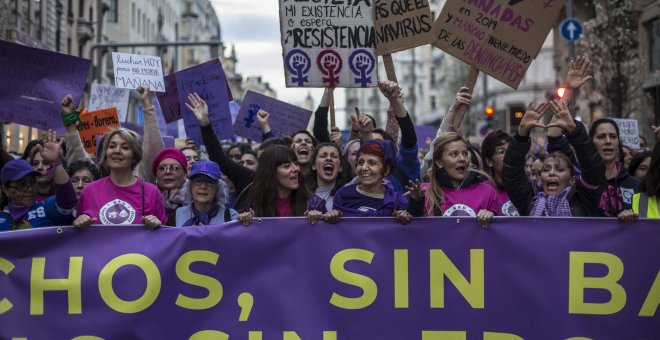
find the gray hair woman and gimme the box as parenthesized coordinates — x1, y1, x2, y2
(169, 160, 237, 226)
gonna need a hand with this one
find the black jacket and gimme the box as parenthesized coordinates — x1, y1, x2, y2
(502, 122, 605, 216)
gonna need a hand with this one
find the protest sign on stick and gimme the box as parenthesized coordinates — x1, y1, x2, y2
(433, 0, 565, 89)
(234, 90, 312, 142)
(112, 52, 165, 92)
(88, 84, 130, 122)
(452, 66, 480, 128)
(77, 108, 121, 154)
(0, 40, 91, 131)
(373, 0, 435, 56)
(279, 0, 377, 88)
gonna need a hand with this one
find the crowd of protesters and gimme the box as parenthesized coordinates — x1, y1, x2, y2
(1, 55, 659, 232)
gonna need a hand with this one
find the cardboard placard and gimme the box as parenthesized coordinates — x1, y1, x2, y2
(233, 90, 313, 142)
(374, 0, 435, 55)
(0, 40, 91, 132)
(612, 118, 640, 149)
(112, 52, 165, 92)
(77, 108, 121, 154)
(433, 0, 565, 89)
(88, 84, 130, 122)
(155, 58, 233, 124)
(176, 61, 234, 145)
(279, 0, 377, 88)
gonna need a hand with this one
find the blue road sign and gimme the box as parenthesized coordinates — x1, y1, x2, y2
(560, 18, 583, 42)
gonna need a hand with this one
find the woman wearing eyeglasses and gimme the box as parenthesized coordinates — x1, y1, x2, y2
(67, 160, 100, 199)
(0, 130, 77, 231)
(152, 148, 188, 219)
(73, 128, 167, 229)
(168, 160, 237, 226)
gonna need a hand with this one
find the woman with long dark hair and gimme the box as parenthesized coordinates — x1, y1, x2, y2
(237, 145, 340, 225)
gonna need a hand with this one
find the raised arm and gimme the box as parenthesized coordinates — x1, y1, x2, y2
(561, 55, 592, 110)
(40, 130, 76, 210)
(502, 102, 551, 215)
(60, 94, 90, 165)
(312, 87, 333, 143)
(185, 92, 254, 194)
(440, 87, 472, 134)
(137, 86, 164, 184)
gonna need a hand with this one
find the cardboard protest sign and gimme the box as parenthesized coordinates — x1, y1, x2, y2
(612, 118, 640, 149)
(234, 90, 312, 142)
(0, 40, 91, 131)
(279, 0, 377, 88)
(156, 58, 233, 124)
(77, 108, 121, 154)
(433, 0, 565, 89)
(176, 61, 234, 145)
(112, 52, 165, 92)
(88, 84, 130, 122)
(373, 0, 435, 55)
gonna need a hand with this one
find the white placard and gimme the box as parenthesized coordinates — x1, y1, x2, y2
(612, 118, 640, 149)
(112, 52, 165, 92)
(88, 83, 130, 122)
(279, 0, 377, 88)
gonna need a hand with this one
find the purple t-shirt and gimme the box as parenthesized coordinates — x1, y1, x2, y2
(423, 181, 502, 217)
(333, 184, 408, 217)
(77, 177, 167, 225)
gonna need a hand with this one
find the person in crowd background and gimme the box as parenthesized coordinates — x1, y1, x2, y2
(631, 142, 660, 219)
(628, 150, 652, 181)
(67, 160, 100, 199)
(152, 147, 188, 218)
(481, 130, 518, 216)
(169, 160, 237, 226)
(0, 131, 76, 230)
(503, 101, 605, 217)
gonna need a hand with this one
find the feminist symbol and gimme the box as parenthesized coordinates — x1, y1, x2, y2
(317, 50, 342, 87)
(244, 103, 261, 128)
(349, 50, 376, 87)
(285, 49, 311, 86)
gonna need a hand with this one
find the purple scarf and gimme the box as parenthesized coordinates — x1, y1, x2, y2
(531, 186, 573, 216)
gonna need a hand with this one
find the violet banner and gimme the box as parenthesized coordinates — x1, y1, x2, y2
(0, 217, 658, 339)
(0, 40, 91, 132)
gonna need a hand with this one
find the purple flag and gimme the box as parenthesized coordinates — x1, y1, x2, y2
(0, 40, 91, 132)
(0, 217, 658, 339)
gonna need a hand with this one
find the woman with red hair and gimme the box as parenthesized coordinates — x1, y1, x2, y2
(333, 140, 413, 224)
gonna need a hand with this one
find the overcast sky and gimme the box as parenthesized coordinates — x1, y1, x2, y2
(210, 0, 348, 128)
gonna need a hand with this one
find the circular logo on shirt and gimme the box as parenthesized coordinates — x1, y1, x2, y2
(621, 187, 634, 205)
(501, 200, 520, 216)
(99, 199, 136, 225)
(443, 204, 476, 217)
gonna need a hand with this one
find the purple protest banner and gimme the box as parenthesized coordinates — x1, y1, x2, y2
(0, 40, 91, 132)
(0, 217, 658, 339)
(234, 90, 313, 142)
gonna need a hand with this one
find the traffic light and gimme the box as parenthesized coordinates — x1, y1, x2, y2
(556, 86, 566, 99)
(485, 106, 494, 117)
(509, 104, 526, 127)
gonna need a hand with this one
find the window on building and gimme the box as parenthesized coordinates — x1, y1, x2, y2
(132, 3, 135, 28)
(431, 95, 437, 111)
(137, 9, 141, 32)
(430, 67, 436, 86)
(647, 17, 660, 72)
(78, 0, 83, 17)
(88, 6, 92, 21)
(107, 0, 117, 23)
